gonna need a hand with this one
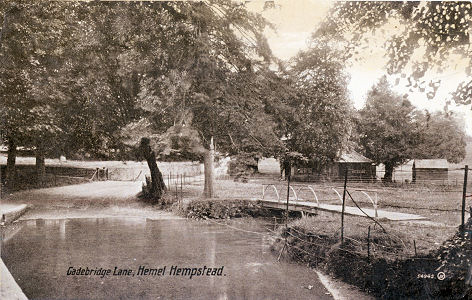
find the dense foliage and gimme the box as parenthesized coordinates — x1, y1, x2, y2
(317, 1, 472, 105)
(357, 77, 466, 181)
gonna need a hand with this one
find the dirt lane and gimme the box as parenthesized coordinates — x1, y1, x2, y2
(4, 181, 143, 205)
(2, 181, 180, 220)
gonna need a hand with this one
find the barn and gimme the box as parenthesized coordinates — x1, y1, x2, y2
(412, 159, 448, 182)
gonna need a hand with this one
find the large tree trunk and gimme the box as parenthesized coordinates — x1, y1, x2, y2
(35, 146, 46, 188)
(139, 138, 166, 200)
(6, 137, 16, 191)
(203, 137, 215, 198)
(383, 162, 394, 182)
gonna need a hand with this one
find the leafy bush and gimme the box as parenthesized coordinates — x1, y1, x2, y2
(228, 154, 259, 177)
(184, 199, 263, 219)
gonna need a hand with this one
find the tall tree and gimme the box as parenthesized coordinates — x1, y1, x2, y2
(414, 111, 466, 163)
(0, 1, 70, 188)
(121, 0, 280, 200)
(357, 77, 418, 181)
(357, 77, 467, 181)
(281, 41, 353, 172)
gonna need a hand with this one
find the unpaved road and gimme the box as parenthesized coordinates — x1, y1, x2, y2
(3, 181, 179, 220)
(5, 181, 143, 205)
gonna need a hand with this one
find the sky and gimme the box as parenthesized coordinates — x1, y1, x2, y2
(244, 0, 472, 135)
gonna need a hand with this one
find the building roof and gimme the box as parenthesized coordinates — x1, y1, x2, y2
(414, 159, 448, 169)
(337, 151, 372, 163)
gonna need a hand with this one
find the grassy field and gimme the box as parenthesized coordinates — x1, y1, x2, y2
(176, 176, 468, 254)
(179, 177, 469, 223)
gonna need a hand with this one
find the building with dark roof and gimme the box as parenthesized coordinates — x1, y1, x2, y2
(331, 152, 376, 181)
(294, 151, 376, 181)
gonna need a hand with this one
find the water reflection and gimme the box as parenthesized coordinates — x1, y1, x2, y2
(2, 217, 332, 300)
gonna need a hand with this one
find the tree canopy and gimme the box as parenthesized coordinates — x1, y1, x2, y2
(1, 0, 284, 197)
(283, 40, 353, 170)
(316, 1, 472, 104)
(357, 77, 466, 181)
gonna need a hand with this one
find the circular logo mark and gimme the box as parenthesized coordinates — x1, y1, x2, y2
(437, 272, 446, 281)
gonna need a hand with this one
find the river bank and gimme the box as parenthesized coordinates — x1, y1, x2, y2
(180, 196, 471, 299)
(270, 213, 472, 299)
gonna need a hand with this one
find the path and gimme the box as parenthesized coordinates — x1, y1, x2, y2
(257, 199, 427, 221)
(0, 204, 28, 224)
(1, 181, 179, 221)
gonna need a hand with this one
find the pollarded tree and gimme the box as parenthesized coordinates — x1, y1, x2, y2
(357, 77, 418, 181)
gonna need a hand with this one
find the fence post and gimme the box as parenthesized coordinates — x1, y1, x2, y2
(462, 165, 469, 230)
(367, 226, 371, 262)
(0, 165, 2, 199)
(286, 161, 291, 228)
(180, 174, 183, 200)
(341, 168, 348, 244)
(175, 181, 178, 201)
(414, 240, 417, 257)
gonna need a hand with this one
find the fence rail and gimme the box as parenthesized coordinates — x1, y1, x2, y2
(260, 183, 380, 217)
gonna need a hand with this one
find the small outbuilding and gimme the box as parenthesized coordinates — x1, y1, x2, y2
(331, 152, 376, 181)
(293, 151, 376, 181)
(412, 159, 449, 182)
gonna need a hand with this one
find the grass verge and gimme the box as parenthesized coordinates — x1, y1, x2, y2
(272, 212, 472, 299)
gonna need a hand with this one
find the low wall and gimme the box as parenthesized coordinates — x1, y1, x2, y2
(0, 161, 204, 183)
(0, 259, 28, 300)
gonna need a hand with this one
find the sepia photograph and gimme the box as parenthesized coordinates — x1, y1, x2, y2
(1, 0, 472, 299)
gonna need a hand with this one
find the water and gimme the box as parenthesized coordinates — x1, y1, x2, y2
(2, 217, 332, 299)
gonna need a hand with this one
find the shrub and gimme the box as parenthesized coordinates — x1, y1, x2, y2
(184, 199, 263, 219)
